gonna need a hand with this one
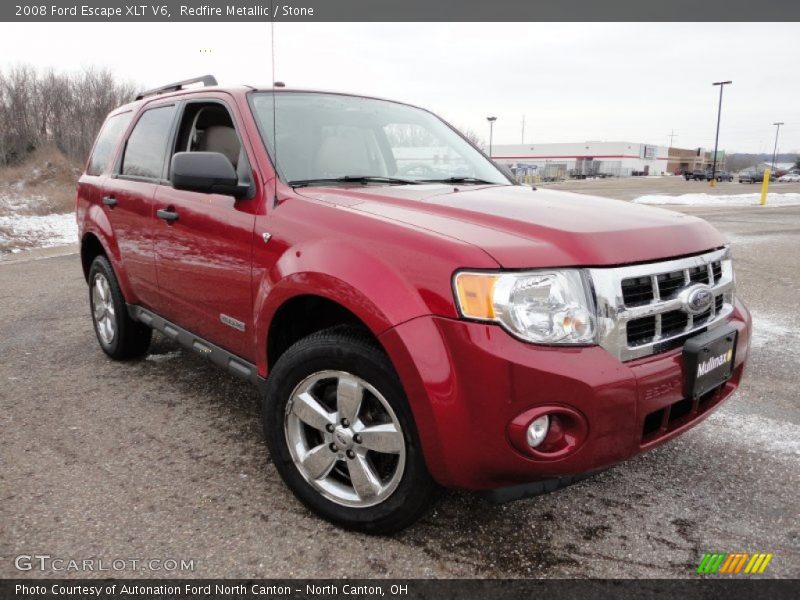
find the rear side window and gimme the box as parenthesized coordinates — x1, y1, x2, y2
(87, 112, 132, 176)
(121, 105, 177, 180)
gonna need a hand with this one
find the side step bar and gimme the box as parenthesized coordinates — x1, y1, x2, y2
(128, 305, 266, 392)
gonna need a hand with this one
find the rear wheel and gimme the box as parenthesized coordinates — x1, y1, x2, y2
(88, 255, 151, 360)
(263, 326, 438, 533)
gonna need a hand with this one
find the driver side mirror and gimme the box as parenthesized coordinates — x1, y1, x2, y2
(171, 152, 249, 199)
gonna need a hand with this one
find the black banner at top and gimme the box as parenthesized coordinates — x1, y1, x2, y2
(3, 0, 800, 22)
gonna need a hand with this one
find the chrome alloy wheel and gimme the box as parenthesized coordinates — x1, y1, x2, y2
(91, 273, 116, 345)
(284, 370, 406, 507)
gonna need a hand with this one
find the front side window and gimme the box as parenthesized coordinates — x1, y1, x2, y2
(170, 102, 249, 177)
(249, 92, 510, 186)
(87, 111, 132, 176)
(121, 105, 177, 180)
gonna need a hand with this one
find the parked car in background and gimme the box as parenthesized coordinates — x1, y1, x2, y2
(777, 172, 800, 183)
(684, 169, 707, 181)
(709, 171, 733, 182)
(739, 170, 775, 183)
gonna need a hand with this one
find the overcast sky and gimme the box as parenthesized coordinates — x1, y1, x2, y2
(1, 22, 797, 153)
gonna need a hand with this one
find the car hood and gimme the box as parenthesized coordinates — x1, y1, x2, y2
(297, 184, 727, 268)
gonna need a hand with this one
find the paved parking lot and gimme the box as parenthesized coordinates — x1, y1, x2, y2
(1, 194, 798, 579)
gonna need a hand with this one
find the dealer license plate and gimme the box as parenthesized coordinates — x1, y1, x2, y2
(683, 325, 737, 399)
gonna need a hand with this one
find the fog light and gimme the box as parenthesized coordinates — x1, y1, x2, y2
(526, 415, 550, 448)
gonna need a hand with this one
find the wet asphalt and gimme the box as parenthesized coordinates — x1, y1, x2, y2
(0, 204, 798, 579)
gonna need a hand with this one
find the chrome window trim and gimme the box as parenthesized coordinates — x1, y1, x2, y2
(588, 247, 734, 362)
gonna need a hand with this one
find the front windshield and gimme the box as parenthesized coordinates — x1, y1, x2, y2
(249, 92, 510, 185)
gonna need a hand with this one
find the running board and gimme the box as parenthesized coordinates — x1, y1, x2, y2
(127, 305, 266, 391)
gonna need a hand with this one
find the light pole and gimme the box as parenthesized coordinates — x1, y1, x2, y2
(487, 116, 497, 157)
(711, 80, 732, 184)
(771, 122, 784, 172)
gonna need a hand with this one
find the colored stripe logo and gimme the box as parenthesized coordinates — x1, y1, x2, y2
(697, 552, 773, 574)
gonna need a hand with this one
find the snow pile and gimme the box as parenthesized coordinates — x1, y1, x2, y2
(0, 212, 78, 253)
(633, 192, 800, 207)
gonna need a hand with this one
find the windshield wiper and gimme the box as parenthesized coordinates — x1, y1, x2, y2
(418, 177, 499, 185)
(289, 175, 420, 188)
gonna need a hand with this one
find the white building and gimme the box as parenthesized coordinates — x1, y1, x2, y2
(760, 161, 797, 174)
(491, 141, 670, 180)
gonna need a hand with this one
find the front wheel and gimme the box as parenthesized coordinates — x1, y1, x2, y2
(263, 326, 438, 533)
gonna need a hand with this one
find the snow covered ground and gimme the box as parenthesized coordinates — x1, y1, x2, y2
(0, 211, 78, 254)
(702, 411, 800, 459)
(633, 192, 800, 207)
(750, 313, 800, 355)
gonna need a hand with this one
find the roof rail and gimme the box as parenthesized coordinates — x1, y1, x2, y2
(135, 75, 218, 100)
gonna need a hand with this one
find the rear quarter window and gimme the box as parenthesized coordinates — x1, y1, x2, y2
(86, 111, 133, 176)
(121, 105, 177, 180)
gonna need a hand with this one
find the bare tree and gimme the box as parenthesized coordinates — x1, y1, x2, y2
(0, 65, 136, 166)
(456, 126, 484, 150)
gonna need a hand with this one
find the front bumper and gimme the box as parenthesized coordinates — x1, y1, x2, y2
(379, 299, 751, 490)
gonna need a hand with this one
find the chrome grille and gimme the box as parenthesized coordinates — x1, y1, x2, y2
(657, 270, 686, 300)
(589, 247, 735, 361)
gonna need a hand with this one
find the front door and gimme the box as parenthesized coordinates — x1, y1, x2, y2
(152, 99, 258, 361)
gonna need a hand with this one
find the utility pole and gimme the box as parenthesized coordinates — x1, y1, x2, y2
(487, 116, 497, 157)
(668, 130, 677, 147)
(771, 122, 784, 172)
(710, 80, 732, 184)
(521, 115, 526, 144)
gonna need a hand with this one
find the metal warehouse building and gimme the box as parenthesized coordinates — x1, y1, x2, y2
(491, 141, 670, 180)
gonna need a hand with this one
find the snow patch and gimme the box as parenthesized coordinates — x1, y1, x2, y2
(146, 351, 182, 363)
(633, 192, 800, 207)
(702, 411, 800, 458)
(0, 193, 49, 214)
(750, 314, 800, 351)
(724, 232, 788, 246)
(0, 212, 77, 252)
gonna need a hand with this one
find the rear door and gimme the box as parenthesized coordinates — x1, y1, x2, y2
(104, 103, 178, 308)
(152, 96, 259, 361)
(77, 109, 133, 248)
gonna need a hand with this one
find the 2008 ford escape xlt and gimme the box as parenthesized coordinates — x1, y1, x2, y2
(76, 76, 751, 533)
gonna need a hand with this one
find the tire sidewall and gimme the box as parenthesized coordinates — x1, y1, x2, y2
(89, 256, 124, 356)
(264, 333, 432, 533)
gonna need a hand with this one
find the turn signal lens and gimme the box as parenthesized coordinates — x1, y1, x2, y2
(454, 273, 498, 319)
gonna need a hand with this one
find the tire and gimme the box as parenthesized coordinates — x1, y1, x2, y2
(88, 255, 152, 360)
(263, 325, 438, 534)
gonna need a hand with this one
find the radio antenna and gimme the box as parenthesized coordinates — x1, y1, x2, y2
(270, 2, 279, 208)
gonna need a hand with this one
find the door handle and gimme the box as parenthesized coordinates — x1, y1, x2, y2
(156, 208, 179, 222)
(102, 196, 117, 207)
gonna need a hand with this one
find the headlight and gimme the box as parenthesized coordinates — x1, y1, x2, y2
(453, 270, 596, 344)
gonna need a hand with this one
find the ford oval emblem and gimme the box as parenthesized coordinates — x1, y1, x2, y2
(679, 284, 714, 315)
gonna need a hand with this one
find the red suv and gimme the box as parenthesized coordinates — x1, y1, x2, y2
(77, 76, 751, 533)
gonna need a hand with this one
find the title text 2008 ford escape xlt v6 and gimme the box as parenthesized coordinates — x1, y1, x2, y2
(76, 76, 751, 533)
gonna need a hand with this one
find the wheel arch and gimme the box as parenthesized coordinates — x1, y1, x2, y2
(254, 237, 443, 377)
(80, 231, 108, 282)
(79, 204, 138, 302)
(266, 293, 380, 371)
